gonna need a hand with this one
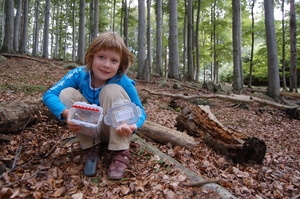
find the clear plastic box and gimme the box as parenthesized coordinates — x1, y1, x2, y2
(68, 102, 103, 138)
(104, 102, 142, 128)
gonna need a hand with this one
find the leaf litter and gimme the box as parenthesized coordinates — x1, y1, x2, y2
(0, 57, 299, 199)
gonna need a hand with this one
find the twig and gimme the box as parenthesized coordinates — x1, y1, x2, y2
(8, 146, 23, 173)
(4, 169, 41, 187)
(182, 178, 220, 187)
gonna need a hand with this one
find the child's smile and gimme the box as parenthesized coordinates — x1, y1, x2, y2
(92, 49, 121, 87)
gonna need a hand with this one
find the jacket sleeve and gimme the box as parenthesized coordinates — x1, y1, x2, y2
(42, 68, 81, 120)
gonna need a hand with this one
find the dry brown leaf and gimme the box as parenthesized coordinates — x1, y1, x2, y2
(51, 187, 65, 197)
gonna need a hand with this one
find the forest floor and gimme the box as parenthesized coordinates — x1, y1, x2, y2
(0, 56, 299, 199)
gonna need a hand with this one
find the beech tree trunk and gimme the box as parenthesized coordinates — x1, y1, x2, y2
(176, 104, 267, 164)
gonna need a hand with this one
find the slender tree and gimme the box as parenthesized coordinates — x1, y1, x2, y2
(281, 0, 287, 91)
(0, 0, 14, 53)
(77, 0, 86, 64)
(122, 0, 128, 45)
(63, 0, 69, 59)
(187, 0, 194, 80)
(42, 0, 50, 58)
(168, 0, 180, 79)
(211, 1, 217, 83)
(19, 0, 29, 54)
(112, 0, 116, 32)
(90, 0, 99, 42)
(232, 0, 243, 91)
(195, 0, 201, 82)
(264, 0, 280, 99)
(72, 0, 76, 61)
(155, 0, 163, 76)
(13, 0, 22, 52)
(146, 0, 152, 81)
(137, 0, 147, 80)
(0, 1, 4, 44)
(32, 0, 40, 56)
(289, 0, 297, 92)
(248, 0, 256, 88)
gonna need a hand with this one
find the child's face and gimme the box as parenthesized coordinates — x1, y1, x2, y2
(92, 49, 121, 85)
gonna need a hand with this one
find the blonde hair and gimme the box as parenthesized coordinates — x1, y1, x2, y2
(85, 32, 134, 74)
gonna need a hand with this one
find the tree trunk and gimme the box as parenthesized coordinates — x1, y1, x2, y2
(42, 0, 50, 58)
(281, 0, 287, 91)
(187, 0, 194, 80)
(176, 104, 267, 164)
(77, 0, 85, 64)
(19, 0, 29, 54)
(137, 0, 146, 80)
(195, 0, 201, 82)
(0, 0, 14, 54)
(122, 0, 128, 46)
(248, 0, 255, 88)
(0, 100, 41, 134)
(13, 0, 22, 53)
(145, 0, 152, 82)
(232, 0, 243, 91)
(168, 0, 180, 79)
(264, 0, 280, 99)
(289, 0, 297, 92)
(155, 0, 163, 76)
(32, 0, 40, 56)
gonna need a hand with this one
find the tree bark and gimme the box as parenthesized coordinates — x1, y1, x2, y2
(138, 121, 195, 149)
(137, 0, 146, 80)
(0, 100, 41, 134)
(0, 0, 14, 54)
(176, 104, 267, 164)
(289, 0, 297, 92)
(168, 0, 180, 79)
(264, 0, 280, 99)
(232, 0, 243, 91)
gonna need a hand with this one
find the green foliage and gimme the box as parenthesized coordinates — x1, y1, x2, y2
(2, 0, 299, 86)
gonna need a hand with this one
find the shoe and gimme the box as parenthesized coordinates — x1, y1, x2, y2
(108, 149, 131, 180)
(83, 145, 99, 177)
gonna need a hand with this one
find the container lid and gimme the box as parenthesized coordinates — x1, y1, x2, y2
(68, 102, 103, 128)
(104, 102, 141, 128)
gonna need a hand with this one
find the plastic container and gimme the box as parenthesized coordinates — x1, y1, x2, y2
(68, 102, 103, 138)
(104, 102, 142, 128)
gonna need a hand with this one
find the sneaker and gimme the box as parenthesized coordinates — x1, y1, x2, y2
(108, 149, 131, 180)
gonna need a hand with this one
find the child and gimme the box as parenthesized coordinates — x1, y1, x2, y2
(43, 32, 147, 179)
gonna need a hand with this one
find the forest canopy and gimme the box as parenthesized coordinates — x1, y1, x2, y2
(0, 0, 299, 89)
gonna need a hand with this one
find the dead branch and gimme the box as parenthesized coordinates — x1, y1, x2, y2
(0, 53, 55, 65)
(4, 169, 41, 187)
(142, 88, 295, 109)
(182, 178, 220, 187)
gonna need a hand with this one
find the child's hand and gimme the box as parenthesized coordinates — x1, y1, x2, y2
(63, 108, 81, 132)
(116, 123, 137, 136)
(67, 120, 81, 132)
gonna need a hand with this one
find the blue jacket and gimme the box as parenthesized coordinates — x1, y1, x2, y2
(43, 66, 146, 129)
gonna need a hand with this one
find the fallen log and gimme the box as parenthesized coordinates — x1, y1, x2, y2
(138, 121, 195, 149)
(0, 100, 41, 134)
(176, 104, 266, 164)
